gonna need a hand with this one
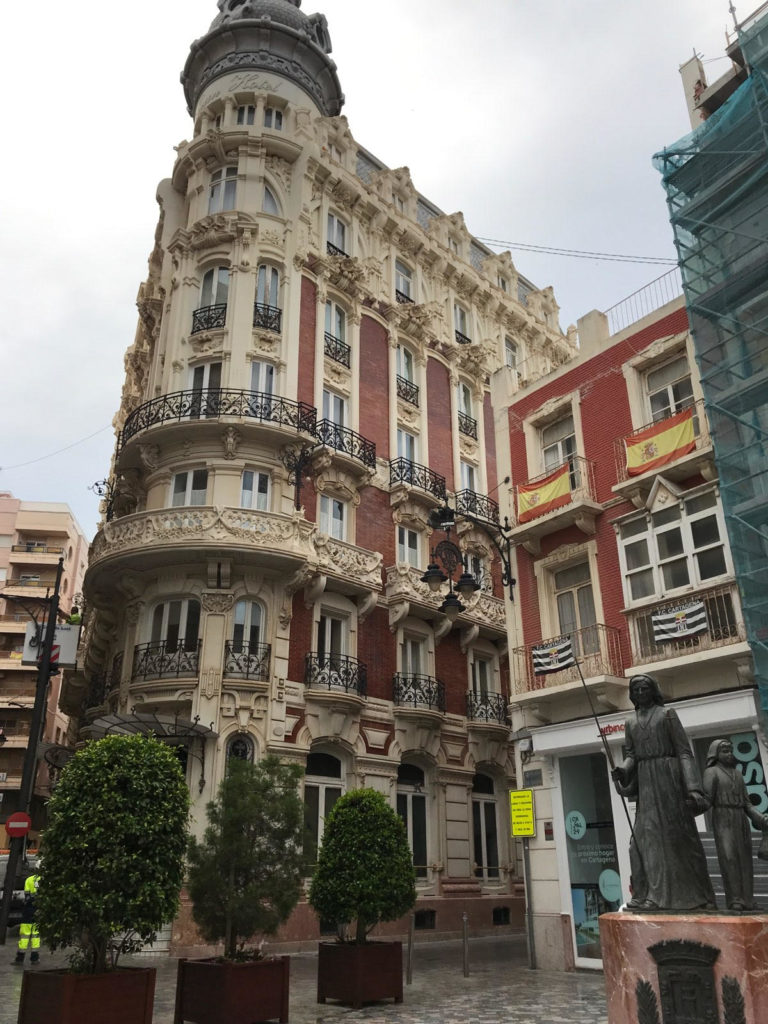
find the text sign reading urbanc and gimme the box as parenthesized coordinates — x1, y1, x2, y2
(509, 789, 536, 838)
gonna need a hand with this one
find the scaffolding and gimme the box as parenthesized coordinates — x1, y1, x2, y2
(654, 11, 768, 710)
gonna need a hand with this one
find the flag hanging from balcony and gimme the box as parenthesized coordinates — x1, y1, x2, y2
(624, 407, 695, 476)
(532, 635, 576, 675)
(518, 463, 571, 524)
(652, 600, 708, 642)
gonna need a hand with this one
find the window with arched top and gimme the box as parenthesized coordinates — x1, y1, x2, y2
(263, 185, 281, 216)
(227, 734, 254, 763)
(397, 762, 428, 878)
(304, 751, 343, 864)
(472, 773, 500, 880)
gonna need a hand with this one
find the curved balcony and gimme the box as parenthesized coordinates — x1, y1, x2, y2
(304, 653, 367, 696)
(132, 640, 201, 682)
(224, 641, 271, 682)
(466, 691, 508, 725)
(192, 303, 227, 334)
(253, 303, 282, 333)
(385, 564, 506, 636)
(389, 458, 446, 501)
(118, 389, 317, 454)
(313, 419, 376, 470)
(393, 672, 445, 712)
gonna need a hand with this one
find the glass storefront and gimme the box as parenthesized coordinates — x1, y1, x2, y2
(560, 752, 622, 960)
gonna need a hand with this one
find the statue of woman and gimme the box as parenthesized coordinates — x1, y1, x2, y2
(611, 674, 715, 911)
(703, 738, 768, 911)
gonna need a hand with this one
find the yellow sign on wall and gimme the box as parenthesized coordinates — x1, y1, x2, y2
(509, 789, 535, 838)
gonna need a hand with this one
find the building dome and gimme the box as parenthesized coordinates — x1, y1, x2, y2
(183, 0, 343, 117)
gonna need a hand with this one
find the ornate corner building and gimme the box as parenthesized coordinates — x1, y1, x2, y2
(64, 0, 574, 946)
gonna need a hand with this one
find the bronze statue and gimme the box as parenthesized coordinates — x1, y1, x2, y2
(611, 674, 715, 911)
(703, 738, 768, 911)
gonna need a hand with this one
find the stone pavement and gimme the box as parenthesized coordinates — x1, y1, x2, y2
(0, 933, 609, 1023)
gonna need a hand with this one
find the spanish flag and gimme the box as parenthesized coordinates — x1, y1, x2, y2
(625, 407, 695, 477)
(518, 463, 571, 524)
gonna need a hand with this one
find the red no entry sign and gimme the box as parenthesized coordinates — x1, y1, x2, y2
(5, 812, 32, 838)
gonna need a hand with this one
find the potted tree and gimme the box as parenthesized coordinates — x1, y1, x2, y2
(175, 755, 306, 1024)
(309, 788, 417, 1009)
(19, 733, 189, 1024)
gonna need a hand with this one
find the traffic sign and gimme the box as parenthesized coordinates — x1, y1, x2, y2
(5, 812, 32, 838)
(509, 789, 536, 838)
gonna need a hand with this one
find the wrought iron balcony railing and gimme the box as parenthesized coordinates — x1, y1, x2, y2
(393, 673, 446, 712)
(512, 623, 623, 694)
(312, 419, 377, 469)
(626, 582, 745, 666)
(324, 331, 351, 368)
(5, 578, 55, 589)
(253, 303, 282, 333)
(466, 691, 508, 725)
(119, 389, 317, 451)
(455, 488, 500, 524)
(131, 640, 201, 682)
(395, 289, 414, 305)
(192, 303, 227, 334)
(224, 641, 271, 681)
(304, 653, 367, 696)
(326, 241, 349, 258)
(455, 329, 472, 346)
(11, 544, 64, 554)
(396, 374, 419, 406)
(457, 412, 478, 440)
(389, 459, 446, 500)
(613, 399, 711, 483)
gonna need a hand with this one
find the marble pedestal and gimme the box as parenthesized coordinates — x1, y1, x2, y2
(600, 912, 768, 1024)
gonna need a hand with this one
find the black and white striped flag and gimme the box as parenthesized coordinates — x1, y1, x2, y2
(532, 635, 576, 675)
(652, 600, 708, 643)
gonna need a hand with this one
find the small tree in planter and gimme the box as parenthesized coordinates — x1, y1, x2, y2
(19, 734, 189, 1024)
(309, 788, 417, 1008)
(176, 755, 306, 1024)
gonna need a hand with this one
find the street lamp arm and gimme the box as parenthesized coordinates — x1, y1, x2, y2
(453, 511, 517, 602)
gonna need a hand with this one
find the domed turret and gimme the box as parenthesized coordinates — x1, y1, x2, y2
(182, 0, 343, 117)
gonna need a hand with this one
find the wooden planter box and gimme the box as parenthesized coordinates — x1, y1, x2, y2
(174, 955, 290, 1024)
(17, 966, 156, 1024)
(317, 941, 403, 1009)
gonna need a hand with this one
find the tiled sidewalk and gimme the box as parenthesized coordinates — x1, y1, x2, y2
(1, 933, 609, 1024)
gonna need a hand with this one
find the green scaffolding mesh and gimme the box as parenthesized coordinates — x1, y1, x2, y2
(653, 14, 768, 710)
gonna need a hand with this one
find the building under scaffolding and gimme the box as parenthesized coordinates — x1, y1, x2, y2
(655, 7, 768, 710)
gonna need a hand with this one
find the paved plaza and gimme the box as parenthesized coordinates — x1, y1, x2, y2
(0, 933, 609, 1024)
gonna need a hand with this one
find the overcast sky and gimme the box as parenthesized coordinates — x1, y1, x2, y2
(0, 0, 738, 536)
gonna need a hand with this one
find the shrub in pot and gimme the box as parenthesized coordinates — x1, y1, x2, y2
(309, 788, 417, 1008)
(176, 755, 306, 1024)
(19, 734, 189, 1024)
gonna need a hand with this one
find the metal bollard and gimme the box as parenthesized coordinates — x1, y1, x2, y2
(462, 911, 469, 977)
(406, 911, 414, 985)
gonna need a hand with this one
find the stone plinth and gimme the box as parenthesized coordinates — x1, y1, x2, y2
(600, 912, 768, 1024)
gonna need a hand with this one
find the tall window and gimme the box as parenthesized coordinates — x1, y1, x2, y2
(498, 275, 509, 293)
(396, 345, 415, 383)
(505, 337, 518, 370)
(397, 428, 418, 463)
(250, 360, 274, 395)
(454, 303, 468, 335)
(324, 300, 346, 342)
(647, 354, 694, 422)
(319, 495, 346, 540)
(241, 470, 270, 510)
(208, 167, 237, 214)
(171, 470, 208, 507)
(400, 635, 425, 676)
(190, 362, 222, 419)
(542, 414, 579, 488)
(457, 382, 473, 418)
(150, 599, 201, 651)
(236, 105, 255, 125)
(317, 612, 345, 663)
(200, 267, 229, 308)
(263, 185, 280, 216)
(257, 265, 280, 307)
(472, 774, 500, 880)
(327, 212, 347, 254)
(395, 260, 413, 301)
(471, 655, 492, 697)
(397, 526, 420, 567)
(618, 489, 729, 602)
(397, 763, 428, 878)
(553, 561, 598, 655)
(304, 752, 342, 864)
(322, 389, 346, 426)
(263, 107, 283, 130)
(232, 600, 263, 650)
(460, 461, 476, 492)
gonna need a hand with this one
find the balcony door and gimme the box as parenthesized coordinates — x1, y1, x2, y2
(554, 562, 598, 656)
(317, 613, 345, 668)
(150, 599, 200, 653)
(190, 361, 222, 418)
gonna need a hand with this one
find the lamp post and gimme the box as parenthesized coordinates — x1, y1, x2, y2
(0, 557, 64, 944)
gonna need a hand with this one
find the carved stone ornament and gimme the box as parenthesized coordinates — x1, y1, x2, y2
(201, 592, 235, 614)
(200, 668, 222, 700)
(221, 426, 241, 459)
(314, 535, 383, 590)
(138, 444, 161, 471)
(648, 939, 720, 1024)
(125, 601, 144, 627)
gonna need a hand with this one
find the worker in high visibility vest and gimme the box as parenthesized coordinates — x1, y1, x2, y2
(14, 873, 40, 965)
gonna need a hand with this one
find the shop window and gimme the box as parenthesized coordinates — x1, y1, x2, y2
(397, 763, 428, 878)
(472, 773, 500, 880)
(304, 752, 343, 864)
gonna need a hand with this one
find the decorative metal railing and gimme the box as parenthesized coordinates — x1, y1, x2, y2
(455, 329, 472, 345)
(512, 623, 623, 693)
(466, 691, 508, 725)
(389, 459, 446, 500)
(224, 641, 271, 681)
(324, 331, 351, 368)
(613, 399, 710, 483)
(395, 289, 414, 305)
(396, 375, 419, 406)
(131, 640, 201, 681)
(191, 303, 227, 334)
(253, 303, 282, 333)
(11, 544, 64, 554)
(457, 412, 478, 439)
(393, 673, 446, 712)
(326, 241, 349, 258)
(455, 489, 500, 524)
(313, 419, 377, 469)
(304, 653, 367, 696)
(119, 389, 317, 451)
(5, 578, 55, 589)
